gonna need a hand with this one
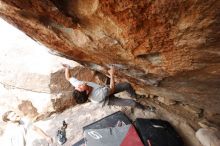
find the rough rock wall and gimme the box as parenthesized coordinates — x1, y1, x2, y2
(0, 27, 78, 119)
(0, 0, 219, 123)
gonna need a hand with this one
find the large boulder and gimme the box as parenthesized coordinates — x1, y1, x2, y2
(0, 0, 219, 125)
(0, 26, 107, 119)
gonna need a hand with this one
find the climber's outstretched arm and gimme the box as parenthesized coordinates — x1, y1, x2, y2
(63, 64, 71, 81)
(108, 67, 115, 94)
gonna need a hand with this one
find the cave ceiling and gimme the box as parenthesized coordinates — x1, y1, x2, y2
(0, 0, 219, 117)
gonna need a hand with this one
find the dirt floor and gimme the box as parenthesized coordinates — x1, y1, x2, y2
(32, 100, 201, 146)
(35, 102, 157, 146)
(0, 93, 203, 146)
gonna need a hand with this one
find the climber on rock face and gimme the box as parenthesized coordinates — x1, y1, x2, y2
(63, 64, 152, 110)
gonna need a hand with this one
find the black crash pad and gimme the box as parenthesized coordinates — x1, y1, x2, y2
(83, 111, 131, 131)
(72, 111, 131, 146)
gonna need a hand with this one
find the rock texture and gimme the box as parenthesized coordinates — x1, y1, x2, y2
(0, 24, 104, 119)
(0, 0, 219, 125)
(0, 27, 77, 118)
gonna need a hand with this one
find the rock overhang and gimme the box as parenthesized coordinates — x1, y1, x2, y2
(0, 0, 219, 125)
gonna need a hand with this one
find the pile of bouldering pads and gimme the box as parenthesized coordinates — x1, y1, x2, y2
(72, 111, 184, 146)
